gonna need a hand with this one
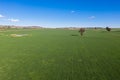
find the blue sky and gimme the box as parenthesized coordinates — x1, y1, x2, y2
(0, 0, 120, 28)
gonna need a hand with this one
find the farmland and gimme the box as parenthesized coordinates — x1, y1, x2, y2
(0, 28, 120, 80)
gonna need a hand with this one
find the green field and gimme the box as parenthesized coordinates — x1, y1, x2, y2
(0, 29, 120, 80)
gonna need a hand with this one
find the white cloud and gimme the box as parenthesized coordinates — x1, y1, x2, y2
(89, 16, 96, 19)
(8, 19, 20, 22)
(71, 10, 75, 13)
(0, 14, 4, 18)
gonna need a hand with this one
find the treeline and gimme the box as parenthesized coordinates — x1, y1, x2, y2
(0, 25, 43, 30)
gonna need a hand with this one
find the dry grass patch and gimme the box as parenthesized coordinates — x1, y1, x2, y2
(10, 34, 29, 37)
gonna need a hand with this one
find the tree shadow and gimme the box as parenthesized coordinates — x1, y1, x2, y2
(71, 34, 79, 36)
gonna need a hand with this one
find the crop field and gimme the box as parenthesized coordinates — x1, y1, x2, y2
(0, 28, 120, 80)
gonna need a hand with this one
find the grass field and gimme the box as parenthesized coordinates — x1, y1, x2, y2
(0, 29, 120, 80)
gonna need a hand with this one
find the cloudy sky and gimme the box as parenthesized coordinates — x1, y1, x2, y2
(0, 0, 120, 28)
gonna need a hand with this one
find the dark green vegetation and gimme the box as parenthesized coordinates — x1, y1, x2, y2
(0, 29, 120, 80)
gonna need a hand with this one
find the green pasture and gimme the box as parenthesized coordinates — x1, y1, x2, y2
(0, 29, 120, 80)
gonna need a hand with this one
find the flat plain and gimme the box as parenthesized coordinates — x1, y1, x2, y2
(0, 28, 120, 80)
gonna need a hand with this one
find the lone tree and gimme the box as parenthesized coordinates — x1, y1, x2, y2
(106, 27, 111, 31)
(79, 28, 85, 36)
(94, 27, 97, 30)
